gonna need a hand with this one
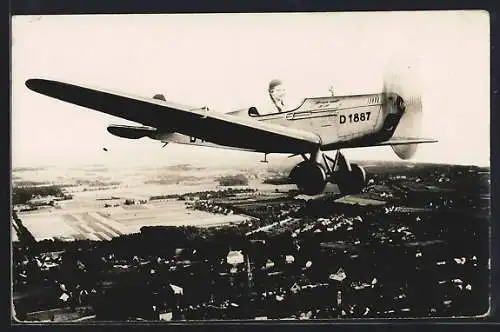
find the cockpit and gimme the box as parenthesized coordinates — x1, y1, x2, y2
(247, 79, 290, 117)
(243, 79, 309, 117)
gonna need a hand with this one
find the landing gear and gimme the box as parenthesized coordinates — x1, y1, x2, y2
(288, 160, 327, 195)
(335, 162, 367, 194)
(329, 150, 367, 194)
(289, 149, 367, 195)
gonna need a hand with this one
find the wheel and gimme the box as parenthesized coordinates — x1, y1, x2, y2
(336, 163, 366, 194)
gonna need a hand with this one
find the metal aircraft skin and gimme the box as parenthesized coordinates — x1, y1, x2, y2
(24, 71, 437, 196)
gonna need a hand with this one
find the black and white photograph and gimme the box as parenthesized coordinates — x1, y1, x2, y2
(11, 11, 491, 322)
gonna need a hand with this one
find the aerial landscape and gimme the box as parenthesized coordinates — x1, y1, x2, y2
(11, 159, 490, 321)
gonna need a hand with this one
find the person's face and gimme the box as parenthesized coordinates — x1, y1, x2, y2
(270, 84, 286, 102)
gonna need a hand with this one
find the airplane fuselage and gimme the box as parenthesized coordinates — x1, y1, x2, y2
(156, 93, 402, 153)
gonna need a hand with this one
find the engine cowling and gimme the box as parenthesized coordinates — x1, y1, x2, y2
(336, 163, 367, 194)
(288, 161, 327, 195)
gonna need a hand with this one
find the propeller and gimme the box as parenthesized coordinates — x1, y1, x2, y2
(382, 57, 424, 159)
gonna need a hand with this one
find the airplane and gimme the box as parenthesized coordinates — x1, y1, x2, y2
(25, 62, 437, 196)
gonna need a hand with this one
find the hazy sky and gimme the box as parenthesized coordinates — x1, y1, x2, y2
(12, 11, 490, 168)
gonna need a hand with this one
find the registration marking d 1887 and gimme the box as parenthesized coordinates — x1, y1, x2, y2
(339, 112, 371, 124)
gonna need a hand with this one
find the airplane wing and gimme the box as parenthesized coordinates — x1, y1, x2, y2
(322, 136, 437, 150)
(26, 79, 321, 154)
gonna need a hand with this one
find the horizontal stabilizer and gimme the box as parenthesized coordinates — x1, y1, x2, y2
(107, 125, 157, 139)
(388, 137, 437, 160)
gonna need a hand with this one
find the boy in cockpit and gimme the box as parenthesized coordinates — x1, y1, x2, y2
(268, 79, 288, 113)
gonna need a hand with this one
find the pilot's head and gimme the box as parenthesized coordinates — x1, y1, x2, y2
(269, 79, 287, 111)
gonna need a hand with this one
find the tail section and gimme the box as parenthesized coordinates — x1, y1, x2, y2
(107, 124, 157, 139)
(107, 93, 165, 139)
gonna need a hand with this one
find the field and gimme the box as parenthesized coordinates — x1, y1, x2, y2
(12, 163, 297, 243)
(18, 199, 251, 242)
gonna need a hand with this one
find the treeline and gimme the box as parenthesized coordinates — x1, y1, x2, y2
(216, 174, 248, 186)
(12, 185, 66, 205)
(150, 194, 181, 200)
(136, 225, 251, 258)
(263, 176, 292, 185)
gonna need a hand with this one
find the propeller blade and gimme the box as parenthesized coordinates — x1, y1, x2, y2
(383, 57, 424, 159)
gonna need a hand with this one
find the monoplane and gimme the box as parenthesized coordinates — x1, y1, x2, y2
(25, 61, 436, 195)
